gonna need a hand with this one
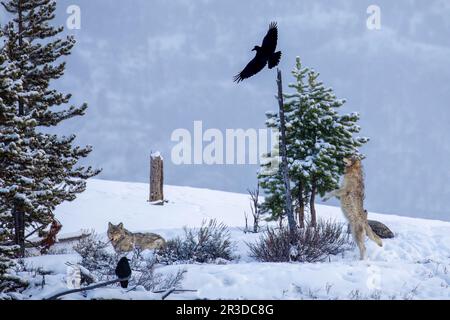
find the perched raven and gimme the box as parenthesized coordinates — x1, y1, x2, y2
(115, 257, 131, 289)
(234, 22, 282, 83)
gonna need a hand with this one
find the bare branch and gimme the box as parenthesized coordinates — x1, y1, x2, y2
(247, 184, 261, 233)
(44, 276, 131, 300)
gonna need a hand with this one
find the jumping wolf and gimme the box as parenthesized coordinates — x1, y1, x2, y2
(324, 156, 382, 260)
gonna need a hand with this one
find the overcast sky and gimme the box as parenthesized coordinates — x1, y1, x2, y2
(5, 0, 449, 220)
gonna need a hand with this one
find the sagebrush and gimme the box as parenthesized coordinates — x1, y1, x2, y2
(73, 231, 115, 274)
(248, 219, 351, 263)
(157, 219, 235, 264)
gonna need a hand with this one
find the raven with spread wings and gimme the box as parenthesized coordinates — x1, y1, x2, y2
(234, 22, 282, 83)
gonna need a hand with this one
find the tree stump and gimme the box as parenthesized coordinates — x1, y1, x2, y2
(149, 152, 164, 205)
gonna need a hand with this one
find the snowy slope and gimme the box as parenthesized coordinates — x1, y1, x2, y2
(23, 179, 450, 300)
(55, 179, 252, 233)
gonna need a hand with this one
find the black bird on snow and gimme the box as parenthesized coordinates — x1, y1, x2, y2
(115, 257, 131, 289)
(234, 22, 282, 83)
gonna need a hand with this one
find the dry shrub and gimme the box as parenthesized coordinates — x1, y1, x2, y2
(248, 219, 351, 263)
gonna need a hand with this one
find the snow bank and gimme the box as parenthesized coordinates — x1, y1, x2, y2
(20, 179, 450, 300)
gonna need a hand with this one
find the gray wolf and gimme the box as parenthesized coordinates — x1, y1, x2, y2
(324, 156, 382, 260)
(107, 222, 166, 253)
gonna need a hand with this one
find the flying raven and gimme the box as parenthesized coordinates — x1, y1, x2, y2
(234, 22, 282, 83)
(115, 257, 131, 289)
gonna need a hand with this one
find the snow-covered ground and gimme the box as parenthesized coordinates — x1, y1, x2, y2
(18, 179, 450, 300)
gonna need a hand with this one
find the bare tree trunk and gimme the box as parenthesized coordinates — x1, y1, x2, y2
(149, 152, 164, 204)
(13, 206, 25, 257)
(276, 69, 296, 234)
(310, 178, 317, 228)
(297, 184, 305, 229)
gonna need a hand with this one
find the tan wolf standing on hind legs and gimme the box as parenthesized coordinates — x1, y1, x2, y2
(107, 222, 166, 253)
(323, 156, 383, 260)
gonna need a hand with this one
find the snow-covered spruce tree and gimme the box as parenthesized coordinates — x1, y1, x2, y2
(1, 0, 100, 255)
(283, 62, 311, 228)
(258, 119, 288, 227)
(0, 37, 27, 248)
(259, 58, 368, 227)
(258, 163, 285, 226)
(258, 64, 310, 228)
(0, 48, 28, 294)
(287, 58, 369, 226)
(0, 229, 28, 295)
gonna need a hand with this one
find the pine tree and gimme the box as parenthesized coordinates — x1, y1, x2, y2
(0, 0, 100, 255)
(287, 59, 368, 226)
(0, 229, 28, 295)
(258, 64, 310, 228)
(259, 107, 301, 228)
(0, 43, 28, 294)
(284, 62, 311, 228)
(258, 142, 285, 224)
(259, 57, 368, 227)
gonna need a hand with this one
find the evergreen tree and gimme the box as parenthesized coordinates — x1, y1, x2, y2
(287, 59, 368, 226)
(0, 229, 28, 295)
(259, 58, 368, 227)
(258, 140, 285, 224)
(284, 63, 311, 228)
(0, 43, 28, 294)
(0, 0, 100, 255)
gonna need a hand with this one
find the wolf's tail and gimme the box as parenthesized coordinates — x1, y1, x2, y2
(365, 222, 383, 247)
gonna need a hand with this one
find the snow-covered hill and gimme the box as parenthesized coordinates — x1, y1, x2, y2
(23, 179, 450, 300)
